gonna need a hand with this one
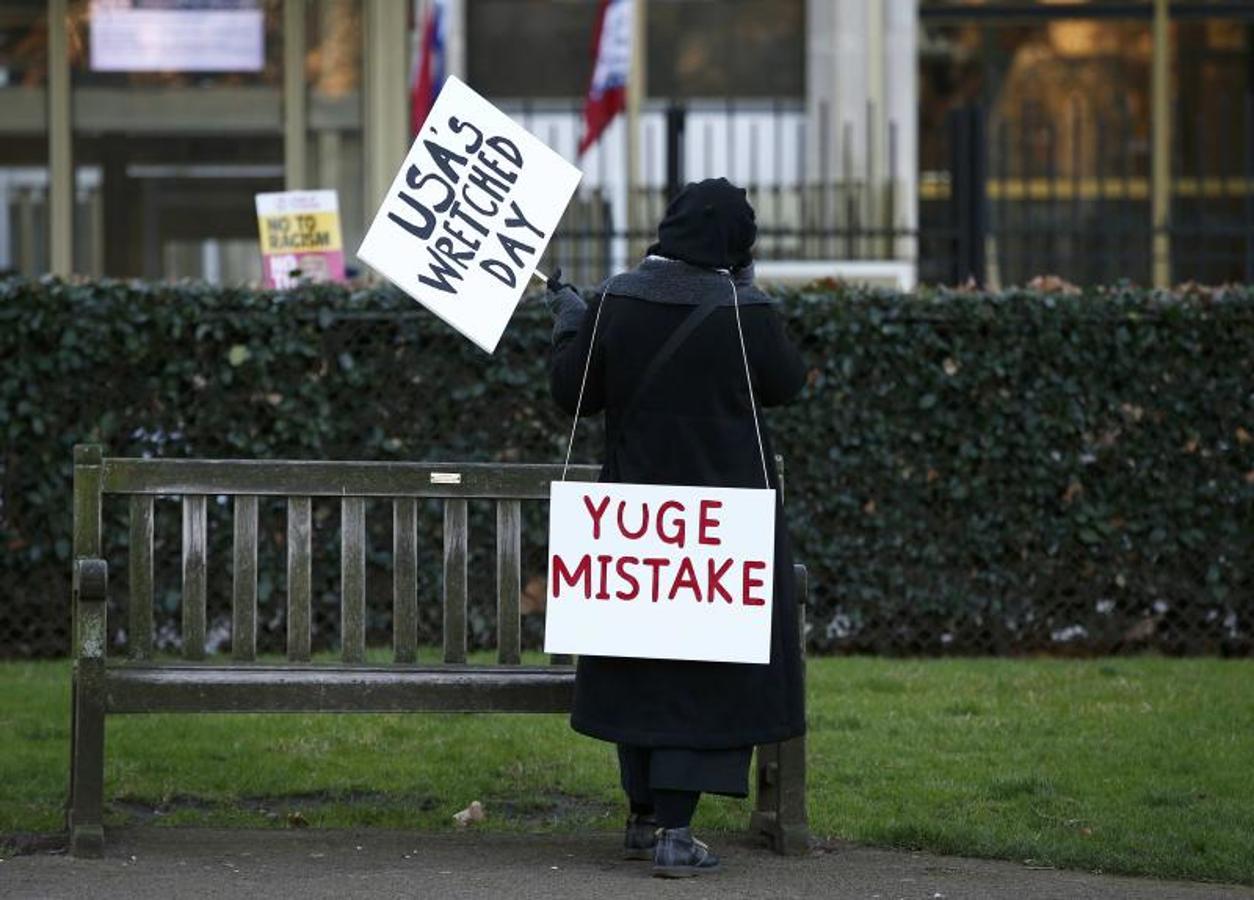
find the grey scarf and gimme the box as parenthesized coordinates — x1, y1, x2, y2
(597, 255, 775, 307)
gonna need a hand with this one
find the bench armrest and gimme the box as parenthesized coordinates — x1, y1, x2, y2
(73, 558, 108, 659)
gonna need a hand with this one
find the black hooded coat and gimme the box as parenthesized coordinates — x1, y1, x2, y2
(548, 179, 807, 749)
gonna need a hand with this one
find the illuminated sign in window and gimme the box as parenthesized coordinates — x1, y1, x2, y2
(89, 0, 264, 73)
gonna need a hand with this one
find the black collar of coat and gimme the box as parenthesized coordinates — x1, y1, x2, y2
(597, 255, 776, 307)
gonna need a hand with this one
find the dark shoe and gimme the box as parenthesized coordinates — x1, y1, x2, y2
(623, 813, 658, 860)
(652, 826, 720, 878)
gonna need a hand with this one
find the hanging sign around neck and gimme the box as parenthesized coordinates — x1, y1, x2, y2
(357, 76, 583, 353)
(545, 481, 776, 664)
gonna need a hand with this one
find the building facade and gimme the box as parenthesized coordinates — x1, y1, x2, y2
(0, 1, 1250, 287)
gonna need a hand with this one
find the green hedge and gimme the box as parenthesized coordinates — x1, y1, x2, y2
(1, 275, 1251, 658)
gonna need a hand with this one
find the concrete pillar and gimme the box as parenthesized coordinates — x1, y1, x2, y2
(835, 1, 867, 175)
(284, 0, 308, 191)
(1151, 0, 1171, 288)
(626, 0, 647, 259)
(805, 0, 917, 266)
(806, 0, 864, 180)
(885, 0, 919, 265)
(445, 0, 466, 81)
(47, 0, 72, 275)
(866, 0, 884, 258)
(363, 0, 409, 233)
(309, 1, 360, 260)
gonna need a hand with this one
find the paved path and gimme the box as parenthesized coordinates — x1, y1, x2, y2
(2, 829, 1251, 900)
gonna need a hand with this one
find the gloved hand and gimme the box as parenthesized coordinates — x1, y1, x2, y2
(543, 267, 587, 339)
(546, 267, 572, 293)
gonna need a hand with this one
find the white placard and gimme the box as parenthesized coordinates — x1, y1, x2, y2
(357, 76, 583, 353)
(545, 481, 776, 664)
(89, 1, 264, 73)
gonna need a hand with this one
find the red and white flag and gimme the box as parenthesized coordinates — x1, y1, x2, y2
(410, 0, 446, 137)
(578, 0, 633, 156)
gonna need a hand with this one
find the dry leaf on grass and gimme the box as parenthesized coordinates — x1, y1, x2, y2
(453, 800, 485, 827)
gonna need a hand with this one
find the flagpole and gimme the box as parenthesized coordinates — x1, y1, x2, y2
(625, 0, 646, 261)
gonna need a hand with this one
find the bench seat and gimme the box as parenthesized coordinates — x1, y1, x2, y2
(102, 664, 575, 714)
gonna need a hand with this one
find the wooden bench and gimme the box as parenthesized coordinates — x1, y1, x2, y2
(67, 444, 810, 857)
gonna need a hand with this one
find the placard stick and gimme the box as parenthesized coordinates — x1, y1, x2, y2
(531, 268, 549, 285)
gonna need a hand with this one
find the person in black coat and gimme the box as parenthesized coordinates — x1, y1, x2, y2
(545, 178, 806, 877)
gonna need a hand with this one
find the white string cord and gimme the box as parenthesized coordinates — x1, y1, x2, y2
(727, 275, 772, 490)
(560, 283, 610, 481)
(559, 270, 770, 491)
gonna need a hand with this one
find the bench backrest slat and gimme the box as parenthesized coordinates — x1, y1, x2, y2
(340, 497, 367, 663)
(181, 495, 208, 661)
(392, 498, 419, 664)
(102, 459, 593, 499)
(74, 446, 103, 559)
(495, 500, 522, 665)
(286, 496, 313, 662)
(442, 499, 468, 664)
(128, 495, 154, 660)
(232, 496, 258, 661)
(73, 445, 104, 657)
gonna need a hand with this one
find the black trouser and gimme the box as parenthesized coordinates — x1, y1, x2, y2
(617, 744, 753, 829)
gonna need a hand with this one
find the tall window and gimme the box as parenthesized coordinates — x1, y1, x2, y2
(918, 0, 1254, 284)
(467, 0, 803, 99)
(0, 1, 52, 274)
(66, 0, 287, 279)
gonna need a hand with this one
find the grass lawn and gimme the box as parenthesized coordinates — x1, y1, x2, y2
(1, 655, 1251, 885)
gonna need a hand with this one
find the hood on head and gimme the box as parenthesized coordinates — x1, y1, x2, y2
(647, 177, 756, 271)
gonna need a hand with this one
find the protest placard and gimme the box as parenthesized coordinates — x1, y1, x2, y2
(255, 190, 345, 289)
(357, 76, 583, 353)
(545, 481, 776, 664)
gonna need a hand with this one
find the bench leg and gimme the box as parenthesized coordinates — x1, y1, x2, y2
(65, 670, 76, 831)
(750, 734, 811, 855)
(749, 742, 781, 845)
(750, 562, 812, 855)
(68, 660, 106, 858)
